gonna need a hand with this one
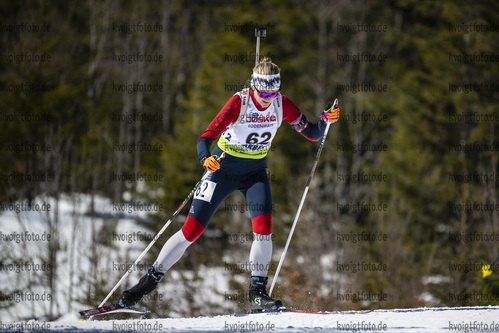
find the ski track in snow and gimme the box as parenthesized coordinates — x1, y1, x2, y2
(4, 306, 498, 332)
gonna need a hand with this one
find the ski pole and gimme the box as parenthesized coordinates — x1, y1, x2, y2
(269, 100, 338, 296)
(91, 153, 225, 318)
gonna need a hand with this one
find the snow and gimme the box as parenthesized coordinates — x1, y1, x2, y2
(1, 306, 497, 332)
(0, 193, 234, 322)
(3, 194, 499, 331)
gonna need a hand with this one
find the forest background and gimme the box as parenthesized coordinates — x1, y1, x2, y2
(1, 0, 498, 321)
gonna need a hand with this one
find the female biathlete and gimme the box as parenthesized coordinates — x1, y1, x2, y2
(119, 57, 340, 313)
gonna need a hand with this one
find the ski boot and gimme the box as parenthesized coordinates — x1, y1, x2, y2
(248, 276, 284, 313)
(119, 266, 164, 308)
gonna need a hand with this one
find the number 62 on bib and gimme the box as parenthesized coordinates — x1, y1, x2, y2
(193, 179, 217, 203)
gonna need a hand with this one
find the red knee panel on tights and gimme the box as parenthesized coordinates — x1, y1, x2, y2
(182, 216, 205, 242)
(251, 213, 272, 235)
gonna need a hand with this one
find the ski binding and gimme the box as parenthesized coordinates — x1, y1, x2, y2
(79, 303, 148, 317)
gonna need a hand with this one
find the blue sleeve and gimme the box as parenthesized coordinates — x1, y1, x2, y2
(292, 114, 327, 142)
(197, 137, 215, 163)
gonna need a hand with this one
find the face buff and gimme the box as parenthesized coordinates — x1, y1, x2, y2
(251, 73, 281, 92)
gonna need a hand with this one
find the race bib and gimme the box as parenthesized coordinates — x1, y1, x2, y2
(193, 179, 217, 203)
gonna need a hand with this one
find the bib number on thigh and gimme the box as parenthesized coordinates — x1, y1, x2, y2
(194, 180, 217, 203)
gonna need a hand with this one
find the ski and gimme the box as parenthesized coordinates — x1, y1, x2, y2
(79, 303, 148, 317)
(284, 309, 374, 315)
(249, 306, 287, 314)
(240, 308, 374, 316)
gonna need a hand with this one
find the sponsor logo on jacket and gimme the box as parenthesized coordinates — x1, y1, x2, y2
(246, 112, 276, 123)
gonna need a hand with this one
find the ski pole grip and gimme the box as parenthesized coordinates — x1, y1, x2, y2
(217, 152, 226, 162)
(333, 98, 339, 109)
(204, 152, 225, 175)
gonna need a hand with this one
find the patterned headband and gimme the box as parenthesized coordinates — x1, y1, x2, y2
(251, 73, 281, 92)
